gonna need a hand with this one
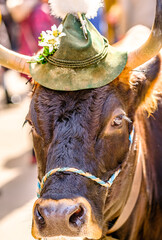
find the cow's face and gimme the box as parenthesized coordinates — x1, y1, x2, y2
(27, 58, 160, 239)
(28, 79, 132, 239)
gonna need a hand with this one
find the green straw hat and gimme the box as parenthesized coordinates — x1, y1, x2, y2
(30, 14, 127, 91)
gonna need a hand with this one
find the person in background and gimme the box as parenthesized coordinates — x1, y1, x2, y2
(0, 0, 17, 48)
(7, 0, 61, 56)
(104, 0, 123, 43)
(104, 0, 156, 43)
(7, 0, 61, 163)
(0, 3, 12, 104)
(118, 0, 155, 36)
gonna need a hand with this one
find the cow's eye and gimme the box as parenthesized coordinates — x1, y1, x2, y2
(111, 115, 123, 127)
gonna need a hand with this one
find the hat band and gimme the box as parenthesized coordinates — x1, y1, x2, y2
(47, 38, 109, 68)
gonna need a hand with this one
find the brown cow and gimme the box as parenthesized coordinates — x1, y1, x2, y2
(0, 0, 161, 239)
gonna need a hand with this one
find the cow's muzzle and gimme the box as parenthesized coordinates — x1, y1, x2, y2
(32, 197, 102, 239)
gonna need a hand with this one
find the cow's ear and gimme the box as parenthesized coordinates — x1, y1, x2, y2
(128, 55, 161, 114)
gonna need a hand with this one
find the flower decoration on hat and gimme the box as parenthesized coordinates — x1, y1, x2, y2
(33, 24, 66, 64)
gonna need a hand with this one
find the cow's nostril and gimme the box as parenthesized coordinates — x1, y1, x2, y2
(69, 206, 85, 228)
(35, 204, 45, 226)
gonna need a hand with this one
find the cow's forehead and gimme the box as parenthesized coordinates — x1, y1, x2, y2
(32, 83, 125, 110)
(28, 84, 126, 143)
(30, 84, 126, 126)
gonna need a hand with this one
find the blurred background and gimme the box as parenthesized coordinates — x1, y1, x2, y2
(0, 0, 155, 239)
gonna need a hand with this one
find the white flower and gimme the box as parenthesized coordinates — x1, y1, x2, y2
(39, 37, 60, 53)
(46, 24, 66, 38)
(39, 42, 54, 53)
(51, 24, 58, 35)
(57, 24, 66, 37)
(38, 24, 66, 57)
(41, 31, 48, 39)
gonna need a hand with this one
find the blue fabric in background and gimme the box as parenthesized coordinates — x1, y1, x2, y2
(90, 8, 107, 35)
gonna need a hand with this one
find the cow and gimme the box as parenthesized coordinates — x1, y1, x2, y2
(0, 0, 162, 239)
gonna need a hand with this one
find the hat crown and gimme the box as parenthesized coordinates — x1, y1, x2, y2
(48, 14, 106, 65)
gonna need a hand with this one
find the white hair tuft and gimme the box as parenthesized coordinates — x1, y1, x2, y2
(48, 0, 103, 19)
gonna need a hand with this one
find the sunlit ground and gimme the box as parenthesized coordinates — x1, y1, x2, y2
(0, 70, 37, 240)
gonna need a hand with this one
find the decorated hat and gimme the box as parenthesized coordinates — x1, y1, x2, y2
(29, 0, 127, 91)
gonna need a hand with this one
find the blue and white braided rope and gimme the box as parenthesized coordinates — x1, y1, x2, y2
(37, 167, 121, 198)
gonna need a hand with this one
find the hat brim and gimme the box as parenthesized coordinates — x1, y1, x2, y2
(30, 45, 127, 91)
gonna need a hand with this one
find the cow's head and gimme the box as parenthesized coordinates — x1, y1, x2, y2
(0, 0, 161, 239)
(26, 51, 160, 239)
(29, 79, 132, 238)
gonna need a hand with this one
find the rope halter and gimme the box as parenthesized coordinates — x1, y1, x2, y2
(37, 127, 134, 198)
(37, 167, 121, 198)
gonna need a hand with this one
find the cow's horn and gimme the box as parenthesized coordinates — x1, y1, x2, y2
(0, 44, 31, 75)
(126, 0, 162, 70)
